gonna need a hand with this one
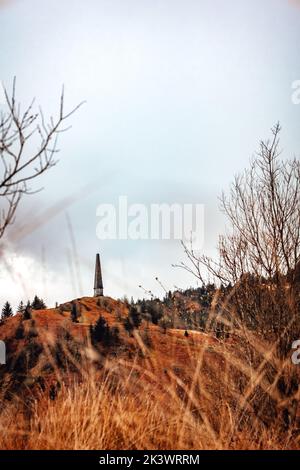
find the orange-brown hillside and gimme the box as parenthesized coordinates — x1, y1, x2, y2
(0, 296, 221, 397)
(1, 295, 299, 450)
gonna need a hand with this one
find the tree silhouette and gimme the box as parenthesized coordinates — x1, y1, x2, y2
(1, 301, 13, 321)
(91, 315, 111, 345)
(91, 323, 121, 347)
(23, 301, 32, 320)
(128, 305, 142, 329)
(31, 296, 46, 310)
(17, 300, 25, 314)
(123, 316, 134, 336)
(15, 321, 25, 339)
(71, 302, 79, 323)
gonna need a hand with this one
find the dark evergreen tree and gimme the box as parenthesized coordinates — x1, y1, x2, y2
(91, 315, 108, 343)
(128, 305, 142, 329)
(71, 302, 79, 323)
(147, 302, 164, 325)
(31, 296, 46, 310)
(1, 301, 13, 320)
(124, 316, 134, 335)
(23, 301, 32, 320)
(28, 319, 38, 338)
(15, 321, 25, 339)
(140, 299, 147, 314)
(17, 300, 25, 314)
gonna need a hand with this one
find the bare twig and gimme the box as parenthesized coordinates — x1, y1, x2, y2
(0, 78, 84, 238)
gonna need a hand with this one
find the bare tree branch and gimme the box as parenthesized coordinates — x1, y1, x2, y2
(178, 123, 300, 287)
(176, 124, 300, 351)
(0, 78, 84, 238)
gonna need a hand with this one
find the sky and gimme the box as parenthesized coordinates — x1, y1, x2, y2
(0, 0, 300, 309)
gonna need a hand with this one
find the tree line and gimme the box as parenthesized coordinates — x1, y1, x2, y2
(0, 296, 46, 323)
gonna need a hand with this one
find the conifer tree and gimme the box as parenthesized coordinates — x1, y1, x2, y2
(31, 296, 46, 310)
(92, 315, 108, 342)
(17, 300, 25, 314)
(128, 305, 142, 329)
(71, 302, 79, 323)
(1, 301, 13, 321)
(124, 316, 134, 336)
(90, 315, 114, 346)
(15, 321, 25, 339)
(23, 301, 32, 320)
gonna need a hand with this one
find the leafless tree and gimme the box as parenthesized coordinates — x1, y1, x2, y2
(0, 78, 83, 239)
(178, 123, 300, 285)
(176, 124, 300, 351)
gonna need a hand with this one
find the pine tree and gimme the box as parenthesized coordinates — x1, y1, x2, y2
(15, 321, 25, 339)
(1, 301, 13, 321)
(90, 315, 114, 346)
(17, 301, 25, 314)
(91, 315, 108, 343)
(31, 296, 46, 310)
(124, 316, 134, 335)
(140, 299, 147, 314)
(23, 301, 32, 320)
(129, 305, 142, 329)
(147, 302, 163, 325)
(28, 319, 38, 338)
(71, 302, 79, 323)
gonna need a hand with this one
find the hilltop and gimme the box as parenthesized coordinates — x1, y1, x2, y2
(0, 294, 220, 401)
(0, 292, 299, 450)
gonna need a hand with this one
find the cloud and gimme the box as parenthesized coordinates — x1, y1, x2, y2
(0, 249, 70, 310)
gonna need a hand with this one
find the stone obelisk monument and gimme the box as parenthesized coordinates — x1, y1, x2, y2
(94, 253, 103, 297)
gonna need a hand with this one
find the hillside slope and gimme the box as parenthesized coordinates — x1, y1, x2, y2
(0, 295, 299, 450)
(0, 295, 219, 399)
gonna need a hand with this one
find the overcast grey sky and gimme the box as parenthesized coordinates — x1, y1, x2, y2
(0, 0, 300, 309)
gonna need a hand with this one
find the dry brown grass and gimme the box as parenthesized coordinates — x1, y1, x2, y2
(0, 313, 299, 450)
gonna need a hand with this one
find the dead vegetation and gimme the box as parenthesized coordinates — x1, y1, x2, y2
(0, 293, 299, 450)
